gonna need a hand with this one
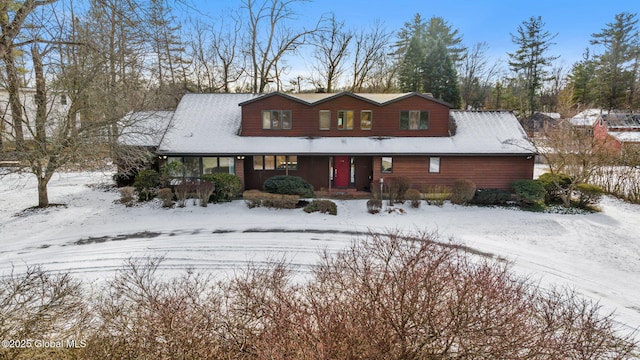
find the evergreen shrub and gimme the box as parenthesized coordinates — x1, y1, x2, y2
(512, 179, 546, 210)
(471, 188, 512, 206)
(537, 172, 572, 203)
(575, 183, 604, 209)
(134, 169, 160, 201)
(304, 200, 338, 215)
(243, 190, 300, 209)
(263, 175, 314, 197)
(201, 173, 242, 202)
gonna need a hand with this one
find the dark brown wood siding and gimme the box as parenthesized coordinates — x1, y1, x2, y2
(241, 94, 451, 137)
(243, 156, 330, 191)
(373, 156, 534, 191)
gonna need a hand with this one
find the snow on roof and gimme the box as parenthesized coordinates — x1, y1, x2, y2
(118, 110, 174, 147)
(159, 94, 534, 156)
(610, 131, 640, 143)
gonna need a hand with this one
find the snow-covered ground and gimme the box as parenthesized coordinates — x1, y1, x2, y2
(1, 169, 639, 337)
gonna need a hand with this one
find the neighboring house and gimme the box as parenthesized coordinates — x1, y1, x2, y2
(569, 109, 640, 152)
(525, 111, 561, 138)
(118, 110, 175, 149)
(593, 113, 640, 152)
(150, 92, 534, 192)
(0, 87, 71, 144)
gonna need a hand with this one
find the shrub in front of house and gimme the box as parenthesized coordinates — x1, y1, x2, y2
(422, 184, 452, 206)
(120, 186, 136, 207)
(512, 179, 546, 210)
(367, 199, 382, 214)
(383, 176, 412, 204)
(537, 172, 573, 204)
(450, 179, 476, 205)
(134, 169, 160, 201)
(471, 188, 513, 206)
(243, 190, 300, 209)
(575, 183, 604, 209)
(405, 189, 422, 208)
(263, 175, 314, 198)
(175, 181, 197, 207)
(157, 188, 175, 208)
(201, 173, 242, 203)
(195, 180, 215, 207)
(304, 200, 338, 215)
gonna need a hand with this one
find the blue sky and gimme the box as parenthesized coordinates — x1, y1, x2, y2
(189, 0, 638, 68)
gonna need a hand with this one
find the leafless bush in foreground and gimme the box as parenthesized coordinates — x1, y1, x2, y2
(0, 266, 89, 360)
(2, 232, 638, 359)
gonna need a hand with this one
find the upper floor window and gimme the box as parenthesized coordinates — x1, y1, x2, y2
(337, 110, 354, 130)
(319, 110, 331, 130)
(262, 110, 292, 129)
(361, 110, 372, 130)
(400, 110, 429, 130)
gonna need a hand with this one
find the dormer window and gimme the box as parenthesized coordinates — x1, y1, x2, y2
(262, 110, 292, 129)
(337, 110, 354, 130)
(400, 110, 429, 130)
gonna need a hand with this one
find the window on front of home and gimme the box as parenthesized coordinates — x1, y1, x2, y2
(264, 156, 275, 170)
(183, 157, 201, 178)
(262, 110, 292, 129)
(166, 157, 184, 177)
(202, 157, 218, 174)
(319, 110, 330, 130)
(253, 156, 264, 170)
(337, 110, 354, 130)
(400, 110, 429, 130)
(219, 157, 235, 174)
(381, 157, 393, 173)
(361, 110, 372, 130)
(429, 157, 440, 173)
(253, 155, 298, 171)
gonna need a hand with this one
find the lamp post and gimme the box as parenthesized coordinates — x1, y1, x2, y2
(379, 177, 384, 201)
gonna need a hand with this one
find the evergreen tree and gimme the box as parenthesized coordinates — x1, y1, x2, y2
(590, 12, 639, 110)
(508, 16, 558, 116)
(567, 49, 598, 108)
(422, 39, 460, 107)
(425, 17, 465, 65)
(398, 35, 425, 92)
(396, 14, 463, 106)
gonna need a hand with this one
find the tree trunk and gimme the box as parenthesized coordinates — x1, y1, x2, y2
(37, 176, 49, 208)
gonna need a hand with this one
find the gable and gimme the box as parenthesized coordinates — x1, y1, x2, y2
(240, 92, 452, 138)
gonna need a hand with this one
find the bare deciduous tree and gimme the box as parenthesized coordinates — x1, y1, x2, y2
(350, 20, 391, 92)
(242, 0, 320, 93)
(459, 42, 501, 109)
(310, 13, 352, 92)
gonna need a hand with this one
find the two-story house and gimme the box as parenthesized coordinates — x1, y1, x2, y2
(155, 92, 535, 192)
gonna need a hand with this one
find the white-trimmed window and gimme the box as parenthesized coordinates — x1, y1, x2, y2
(319, 110, 331, 130)
(262, 110, 292, 129)
(400, 110, 429, 130)
(361, 110, 372, 130)
(337, 110, 354, 130)
(429, 157, 440, 173)
(381, 157, 393, 173)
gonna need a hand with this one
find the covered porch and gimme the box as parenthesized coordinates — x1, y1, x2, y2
(243, 155, 374, 192)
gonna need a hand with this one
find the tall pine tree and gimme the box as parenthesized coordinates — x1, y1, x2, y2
(508, 16, 558, 116)
(590, 12, 639, 110)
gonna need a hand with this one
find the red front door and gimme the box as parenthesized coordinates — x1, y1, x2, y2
(334, 156, 350, 187)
